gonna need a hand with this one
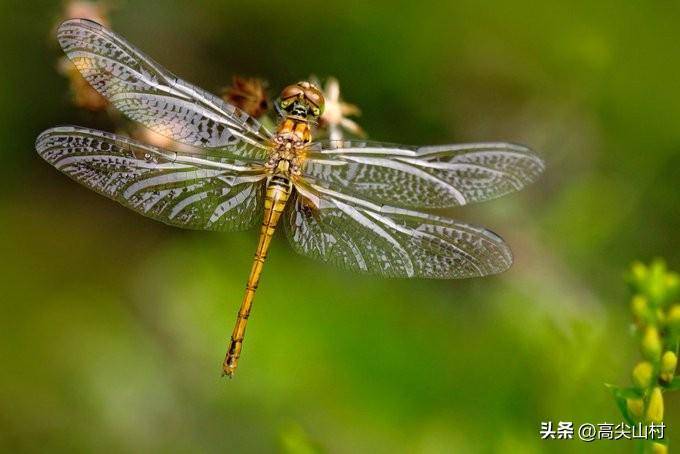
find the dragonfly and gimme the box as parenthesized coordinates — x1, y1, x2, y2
(36, 19, 545, 377)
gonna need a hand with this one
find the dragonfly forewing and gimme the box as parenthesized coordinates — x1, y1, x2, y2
(57, 19, 272, 159)
(36, 126, 268, 231)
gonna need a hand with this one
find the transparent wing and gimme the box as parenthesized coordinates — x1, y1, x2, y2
(57, 19, 271, 159)
(36, 126, 267, 231)
(302, 140, 544, 208)
(284, 180, 512, 278)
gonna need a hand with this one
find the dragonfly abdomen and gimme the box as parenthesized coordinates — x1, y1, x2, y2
(223, 175, 292, 377)
(262, 174, 292, 234)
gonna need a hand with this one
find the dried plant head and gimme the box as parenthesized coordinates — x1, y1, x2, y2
(61, 0, 111, 27)
(55, 0, 113, 111)
(57, 57, 108, 111)
(222, 76, 270, 119)
(128, 125, 193, 153)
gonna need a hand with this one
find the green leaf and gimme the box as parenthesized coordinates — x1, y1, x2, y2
(605, 384, 639, 425)
(605, 383, 642, 398)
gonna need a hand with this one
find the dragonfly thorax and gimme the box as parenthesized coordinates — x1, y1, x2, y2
(267, 116, 313, 175)
(275, 117, 312, 145)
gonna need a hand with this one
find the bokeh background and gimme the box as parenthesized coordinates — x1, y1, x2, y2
(2, 0, 679, 452)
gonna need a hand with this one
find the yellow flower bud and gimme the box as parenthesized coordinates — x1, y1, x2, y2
(632, 361, 654, 389)
(660, 351, 677, 383)
(642, 326, 662, 361)
(668, 305, 680, 329)
(661, 351, 677, 372)
(652, 442, 668, 454)
(631, 295, 648, 320)
(666, 272, 679, 292)
(646, 387, 664, 423)
(631, 261, 647, 284)
(626, 397, 644, 420)
(648, 260, 668, 304)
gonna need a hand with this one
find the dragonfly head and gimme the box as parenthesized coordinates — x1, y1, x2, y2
(277, 81, 325, 122)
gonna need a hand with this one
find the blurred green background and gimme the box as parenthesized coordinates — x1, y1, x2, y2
(1, 0, 679, 452)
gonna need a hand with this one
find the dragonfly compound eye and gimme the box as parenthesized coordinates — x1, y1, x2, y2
(302, 85, 325, 116)
(279, 84, 305, 101)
